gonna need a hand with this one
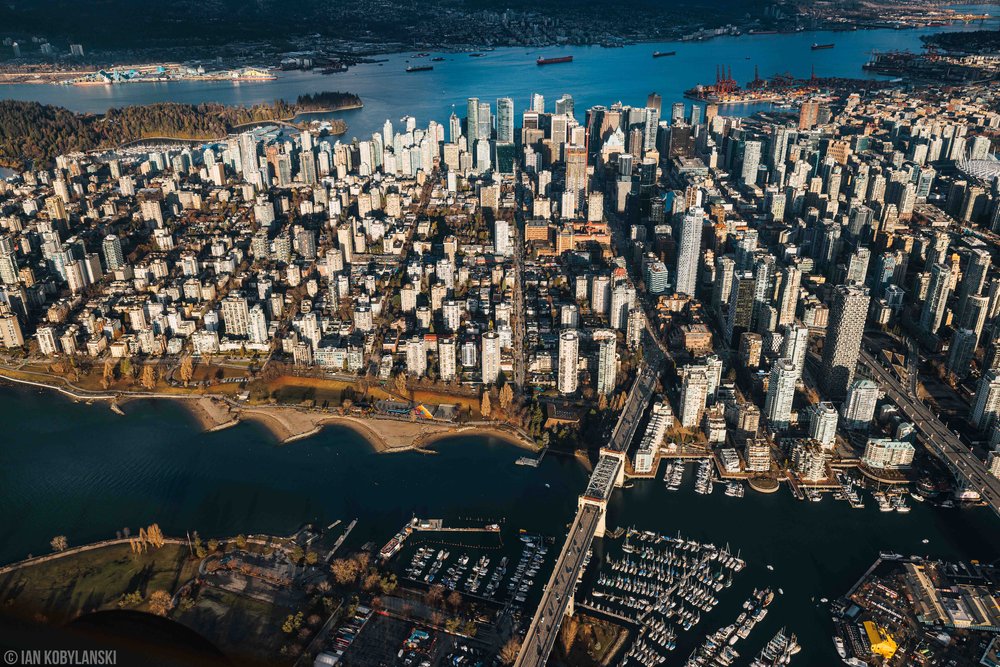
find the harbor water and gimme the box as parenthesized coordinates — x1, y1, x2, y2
(0, 6, 996, 139)
(1, 384, 998, 663)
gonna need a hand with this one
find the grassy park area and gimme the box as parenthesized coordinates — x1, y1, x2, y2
(0, 543, 198, 624)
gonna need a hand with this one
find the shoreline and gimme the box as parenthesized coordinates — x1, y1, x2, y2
(0, 14, 993, 91)
(0, 371, 536, 455)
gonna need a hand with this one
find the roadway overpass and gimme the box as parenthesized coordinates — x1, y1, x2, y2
(858, 347, 1000, 516)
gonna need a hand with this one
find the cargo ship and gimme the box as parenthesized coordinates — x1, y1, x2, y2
(536, 55, 573, 66)
(812, 42, 835, 50)
(653, 50, 677, 57)
(405, 65, 433, 72)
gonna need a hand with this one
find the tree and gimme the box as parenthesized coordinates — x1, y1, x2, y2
(179, 356, 194, 386)
(559, 614, 580, 652)
(234, 534, 247, 549)
(118, 590, 143, 608)
(499, 637, 522, 665)
(50, 535, 68, 552)
(447, 590, 462, 610)
(330, 557, 362, 585)
(101, 358, 116, 389)
(305, 551, 318, 565)
(499, 383, 514, 412)
(393, 372, 408, 396)
(120, 357, 133, 380)
(141, 364, 156, 390)
(481, 391, 492, 419)
(147, 590, 173, 616)
(424, 583, 446, 607)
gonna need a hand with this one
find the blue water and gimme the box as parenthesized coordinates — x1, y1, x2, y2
(0, 8, 996, 138)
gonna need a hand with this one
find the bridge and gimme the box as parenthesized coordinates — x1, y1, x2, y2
(858, 346, 1000, 517)
(515, 351, 658, 667)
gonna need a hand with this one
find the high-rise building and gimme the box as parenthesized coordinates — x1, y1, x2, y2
(466, 98, 481, 142)
(958, 248, 991, 322)
(407, 335, 427, 377)
(675, 207, 702, 296)
(557, 330, 580, 394)
(764, 358, 797, 431)
(0, 311, 23, 348)
(610, 283, 635, 331)
(971, 371, 1000, 431)
(781, 322, 809, 380)
(496, 97, 515, 144)
(919, 263, 951, 335)
(726, 272, 756, 344)
(679, 368, 709, 428)
(820, 285, 870, 399)
(439, 337, 457, 382)
(776, 264, 801, 326)
(481, 331, 500, 385)
(594, 330, 617, 396)
(809, 402, 839, 448)
(842, 378, 879, 430)
(248, 304, 269, 344)
(741, 140, 762, 187)
(102, 234, 125, 271)
(221, 295, 251, 337)
(493, 218, 511, 257)
(565, 144, 588, 194)
(591, 275, 611, 317)
(948, 328, 978, 379)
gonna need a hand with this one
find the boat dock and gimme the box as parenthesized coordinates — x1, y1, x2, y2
(411, 518, 501, 533)
(325, 518, 357, 562)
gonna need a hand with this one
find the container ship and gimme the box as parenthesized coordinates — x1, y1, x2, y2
(536, 55, 573, 66)
(812, 43, 835, 50)
(653, 51, 677, 58)
(406, 65, 433, 72)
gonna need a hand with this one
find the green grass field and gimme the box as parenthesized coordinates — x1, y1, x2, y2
(0, 543, 198, 624)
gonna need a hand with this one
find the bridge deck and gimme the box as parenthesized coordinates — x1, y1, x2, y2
(860, 349, 1000, 516)
(584, 455, 621, 501)
(514, 503, 601, 667)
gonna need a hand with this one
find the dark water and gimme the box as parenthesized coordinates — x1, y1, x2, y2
(0, 385, 587, 565)
(2, 383, 998, 663)
(0, 6, 997, 138)
(600, 469, 1000, 664)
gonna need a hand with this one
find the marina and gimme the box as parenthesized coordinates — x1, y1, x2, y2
(578, 528, 748, 667)
(393, 529, 553, 609)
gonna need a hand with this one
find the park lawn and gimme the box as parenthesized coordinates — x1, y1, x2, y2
(0, 543, 198, 624)
(172, 585, 294, 662)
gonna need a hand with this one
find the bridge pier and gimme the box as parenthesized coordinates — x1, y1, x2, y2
(579, 496, 609, 538)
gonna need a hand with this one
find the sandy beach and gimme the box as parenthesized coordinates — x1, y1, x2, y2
(166, 397, 537, 454)
(0, 365, 537, 455)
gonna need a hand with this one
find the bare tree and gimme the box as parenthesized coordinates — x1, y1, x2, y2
(499, 637, 522, 665)
(141, 364, 156, 390)
(179, 356, 194, 386)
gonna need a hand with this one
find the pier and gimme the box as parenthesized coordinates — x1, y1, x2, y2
(410, 518, 501, 533)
